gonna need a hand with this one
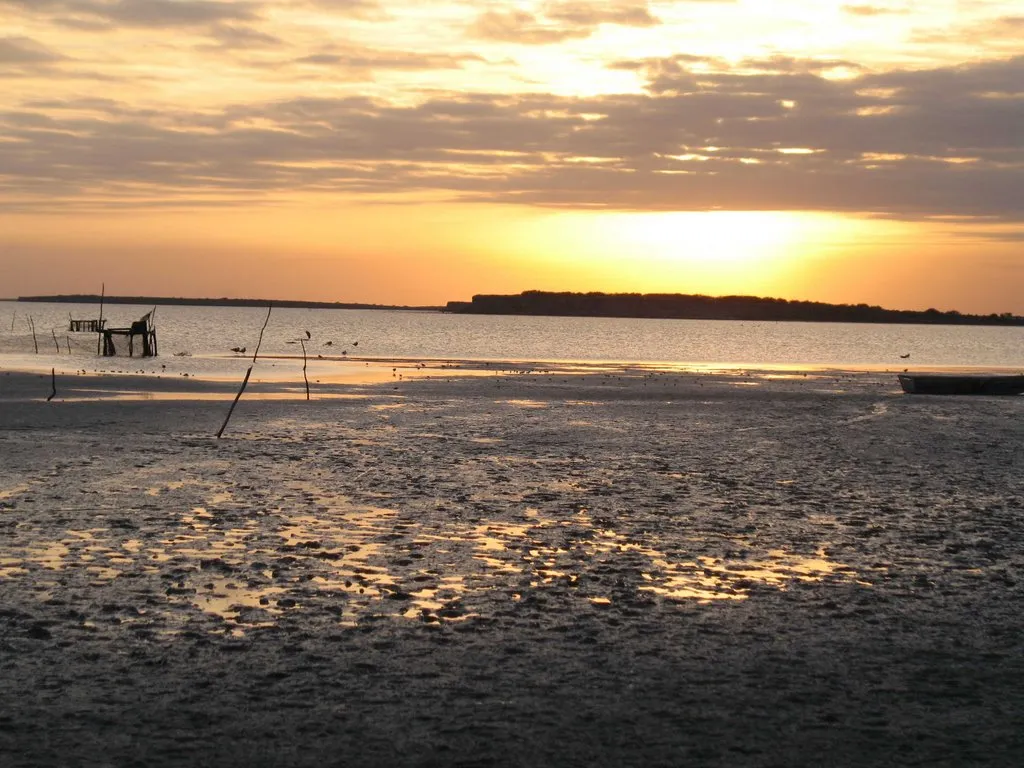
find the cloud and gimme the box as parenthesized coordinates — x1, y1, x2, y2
(910, 13, 1024, 53)
(0, 55, 1021, 220)
(297, 0, 387, 19)
(470, 1, 660, 45)
(471, 9, 592, 44)
(292, 48, 484, 70)
(545, 1, 659, 28)
(841, 4, 906, 16)
(0, 36, 66, 65)
(204, 23, 283, 49)
(0, 0, 261, 29)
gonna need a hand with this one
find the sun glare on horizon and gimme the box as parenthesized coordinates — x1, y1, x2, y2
(506, 210, 871, 298)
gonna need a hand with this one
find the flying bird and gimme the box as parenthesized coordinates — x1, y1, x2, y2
(899, 353, 910, 359)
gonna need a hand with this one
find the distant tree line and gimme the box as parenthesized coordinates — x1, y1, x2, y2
(445, 291, 1024, 326)
(18, 295, 442, 312)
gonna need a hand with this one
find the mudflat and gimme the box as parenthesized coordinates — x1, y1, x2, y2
(1, 368, 1023, 767)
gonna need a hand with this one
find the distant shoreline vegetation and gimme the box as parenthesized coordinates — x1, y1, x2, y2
(15, 292, 1024, 325)
(444, 291, 1024, 326)
(16, 295, 443, 312)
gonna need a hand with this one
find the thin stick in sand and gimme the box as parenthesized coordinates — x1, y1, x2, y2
(216, 304, 272, 439)
(51, 329, 60, 353)
(299, 338, 310, 400)
(29, 316, 38, 354)
(97, 283, 105, 355)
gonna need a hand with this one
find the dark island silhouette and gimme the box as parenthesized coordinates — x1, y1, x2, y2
(445, 291, 1024, 326)
(16, 291, 1024, 326)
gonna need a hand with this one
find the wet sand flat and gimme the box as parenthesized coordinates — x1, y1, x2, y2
(1, 368, 1023, 766)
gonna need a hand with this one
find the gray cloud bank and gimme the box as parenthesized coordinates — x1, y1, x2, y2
(1, 54, 1022, 220)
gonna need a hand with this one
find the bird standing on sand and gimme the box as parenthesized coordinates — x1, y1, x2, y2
(305, 330, 311, 339)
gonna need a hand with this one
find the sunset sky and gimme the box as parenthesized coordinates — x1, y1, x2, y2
(0, 1, 1021, 312)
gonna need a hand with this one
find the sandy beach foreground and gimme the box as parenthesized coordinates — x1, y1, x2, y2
(1, 367, 1023, 767)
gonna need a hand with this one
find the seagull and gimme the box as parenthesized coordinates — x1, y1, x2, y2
(324, 340, 333, 346)
(305, 330, 311, 339)
(230, 346, 246, 354)
(899, 353, 910, 359)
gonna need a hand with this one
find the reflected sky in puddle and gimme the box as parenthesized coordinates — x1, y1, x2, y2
(56, 389, 374, 402)
(1, 485, 858, 634)
(0, 483, 30, 500)
(463, 510, 852, 604)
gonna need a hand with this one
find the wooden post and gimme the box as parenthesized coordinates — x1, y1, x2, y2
(66, 335, 72, 354)
(97, 282, 105, 355)
(46, 368, 56, 402)
(29, 316, 38, 353)
(217, 304, 272, 439)
(300, 339, 310, 400)
(51, 329, 60, 353)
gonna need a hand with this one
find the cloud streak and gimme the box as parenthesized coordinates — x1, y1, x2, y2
(0, 36, 67, 65)
(470, 1, 660, 44)
(0, 0, 261, 28)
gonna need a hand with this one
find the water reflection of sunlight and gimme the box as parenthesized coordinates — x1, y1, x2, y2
(1, 488, 859, 635)
(468, 510, 853, 604)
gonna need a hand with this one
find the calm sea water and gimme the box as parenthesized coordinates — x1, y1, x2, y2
(1, 300, 1022, 379)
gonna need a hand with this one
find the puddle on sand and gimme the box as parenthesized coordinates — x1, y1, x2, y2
(0, 557, 29, 578)
(273, 507, 432, 626)
(194, 576, 285, 622)
(0, 477, 860, 635)
(639, 546, 851, 603)
(465, 510, 855, 604)
(0, 483, 30, 501)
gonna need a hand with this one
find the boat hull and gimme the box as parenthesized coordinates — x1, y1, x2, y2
(898, 374, 1024, 396)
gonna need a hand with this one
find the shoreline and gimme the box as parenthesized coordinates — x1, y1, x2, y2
(2, 354, 1022, 401)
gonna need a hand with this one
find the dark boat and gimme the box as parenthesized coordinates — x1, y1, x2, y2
(898, 374, 1024, 395)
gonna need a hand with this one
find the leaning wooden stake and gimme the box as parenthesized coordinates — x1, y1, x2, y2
(97, 282, 105, 355)
(299, 338, 310, 400)
(29, 316, 38, 353)
(46, 368, 56, 402)
(65, 335, 72, 354)
(51, 329, 60, 353)
(216, 304, 272, 439)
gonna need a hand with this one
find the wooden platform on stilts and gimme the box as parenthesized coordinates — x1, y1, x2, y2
(100, 311, 158, 357)
(69, 318, 106, 332)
